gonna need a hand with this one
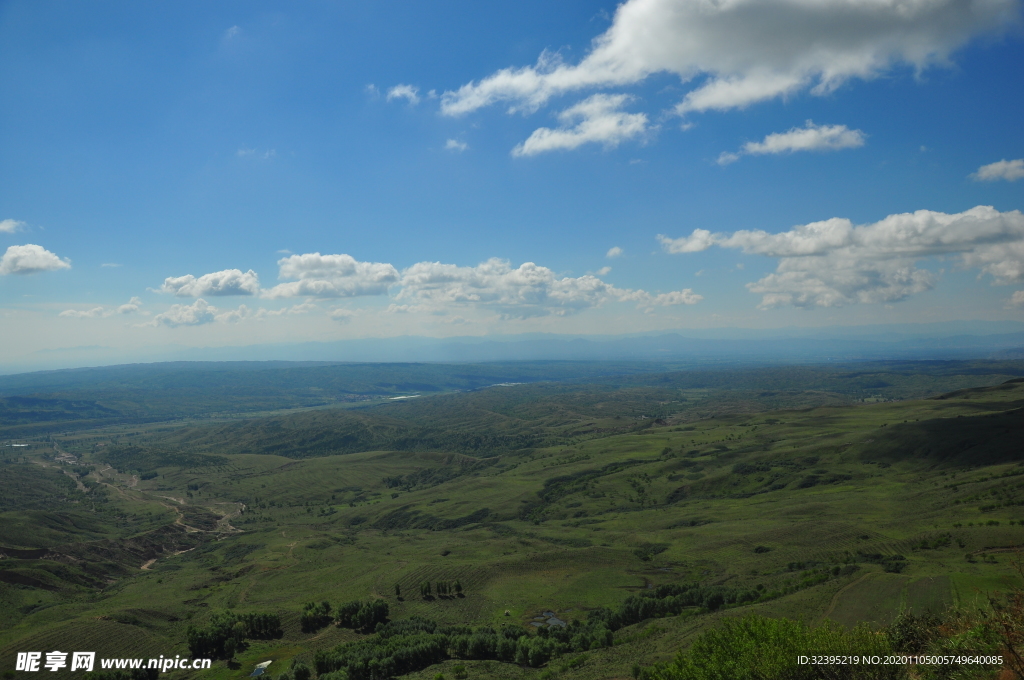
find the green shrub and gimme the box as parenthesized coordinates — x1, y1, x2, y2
(647, 615, 901, 680)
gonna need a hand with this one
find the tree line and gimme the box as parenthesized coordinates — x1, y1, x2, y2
(413, 580, 463, 598)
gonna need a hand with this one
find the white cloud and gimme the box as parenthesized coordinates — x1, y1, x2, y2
(716, 152, 741, 166)
(445, 139, 468, 152)
(237, 148, 276, 160)
(159, 269, 260, 297)
(719, 121, 865, 164)
(328, 308, 357, 322)
(660, 205, 1024, 307)
(398, 257, 698, 317)
(0, 244, 71, 275)
(115, 297, 143, 314)
(441, 0, 1016, 119)
(215, 304, 250, 323)
(387, 84, 420, 105)
(632, 289, 704, 306)
(0, 219, 25, 234)
(658, 228, 716, 254)
(1008, 290, 1024, 307)
(101, 263, 121, 268)
(511, 94, 648, 156)
(59, 307, 105, 319)
(263, 253, 399, 299)
(60, 297, 143, 319)
(224, 25, 241, 39)
(743, 122, 866, 155)
(150, 299, 218, 327)
(720, 121, 866, 165)
(596, 266, 612, 276)
(252, 300, 319, 319)
(973, 158, 1024, 182)
(606, 246, 623, 258)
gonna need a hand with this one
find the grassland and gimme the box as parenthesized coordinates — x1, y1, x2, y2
(2, 364, 1024, 679)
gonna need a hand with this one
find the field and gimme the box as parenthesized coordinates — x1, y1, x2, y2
(2, 361, 1024, 679)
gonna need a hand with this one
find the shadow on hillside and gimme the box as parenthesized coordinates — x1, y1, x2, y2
(865, 406, 1024, 467)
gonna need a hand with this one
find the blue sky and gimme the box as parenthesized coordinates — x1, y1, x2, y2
(2, 0, 1023, 369)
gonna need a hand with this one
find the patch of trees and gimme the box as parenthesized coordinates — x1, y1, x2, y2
(859, 552, 907, 573)
(313, 617, 613, 680)
(186, 612, 282, 659)
(100, 444, 227, 473)
(372, 507, 491, 531)
(732, 462, 771, 476)
(633, 543, 670, 561)
(301, 599, 390, 634)
(301, 601, 334, 632)
(418, 580, 463, 598)
(382, 461, 486, 492)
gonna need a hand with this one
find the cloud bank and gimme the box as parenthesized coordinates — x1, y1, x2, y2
(148, 252, 701, 325)
(660, 205, 1024, 307)
(397, 258, 699, 317)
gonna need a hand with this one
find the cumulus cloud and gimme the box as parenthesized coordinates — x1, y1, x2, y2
(719, 121, 866, 164)
(0, 244, 71, 275)
(606, 246, 623, 258)
(441, 0, 1016, 119)
(158, 269, 260, 297)
(973, 158, 1024, 182)
(1008, 290, 1024, 307)
(511, 94, 648, 156)
(660, 205, 1024, 307)
(263, 253, 400, 299)
(0, 219, 25, 234)
(60, 297, 143, 319)
(387, 84, 420, 105)
(445, 139, 468, 152)
(150, 299, 218, 327)
(397, 257, 698, 317)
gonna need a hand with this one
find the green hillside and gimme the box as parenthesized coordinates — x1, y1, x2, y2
(2, 368, 1024, 679)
